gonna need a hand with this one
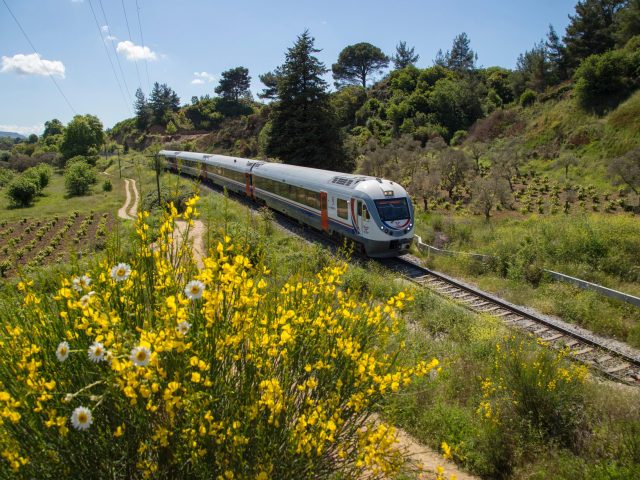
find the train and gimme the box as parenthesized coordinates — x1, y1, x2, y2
(158, 150, 415, 257)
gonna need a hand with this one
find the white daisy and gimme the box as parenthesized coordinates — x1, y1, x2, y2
(56, 341, 70, 362)
(79, 291, 95, 308)
(130, 346, 151, 367)
(87, 341, 106, 363)
(71, 275, 91, 292)
(70, 406, 93, 430)
(110, 263, 131, 282)
(176, 321, 191, 336)
(184, 280, 205, 300)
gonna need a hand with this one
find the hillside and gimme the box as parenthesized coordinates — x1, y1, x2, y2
(0, 131, 25, 139)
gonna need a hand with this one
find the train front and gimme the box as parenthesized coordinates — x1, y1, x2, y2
(355, 179, 415, 257)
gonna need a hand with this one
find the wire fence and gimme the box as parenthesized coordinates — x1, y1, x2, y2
(413, 235, 640, 308)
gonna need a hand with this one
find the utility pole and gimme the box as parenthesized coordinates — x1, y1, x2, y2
(154, 153, 161, 206)
(117, 147, 122, 179)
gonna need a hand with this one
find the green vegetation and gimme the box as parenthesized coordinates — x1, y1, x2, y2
(64, 159, 98, 196)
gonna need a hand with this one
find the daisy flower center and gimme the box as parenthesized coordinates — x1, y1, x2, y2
(117, 268, 125, 277)
(78, 413, 88, 423)
(136, 351, 147, 362)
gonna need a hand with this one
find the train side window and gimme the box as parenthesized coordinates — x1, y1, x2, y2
(357, 201, 362, 216)
(337, 198, 348, 220)
(363, 205, 370, 220)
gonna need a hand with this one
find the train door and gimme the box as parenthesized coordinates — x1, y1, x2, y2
(357, 200, 372, 235)
(320, 191, 328, 232)
(245, 173, 252, 197)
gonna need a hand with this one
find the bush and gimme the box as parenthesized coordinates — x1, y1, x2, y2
(519, 89, 537, 107)
(102, 179, 113, 192)
(64, 160, 97, 196)
(574, 49, 640, 113)
(450, 130, 468, 146)
(22, 164, 52, 192)
(0, 199, 438, 478)
(6, 175, 39, 207)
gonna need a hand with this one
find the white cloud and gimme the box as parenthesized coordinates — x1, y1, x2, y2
(1, 53, 65, 78)
(101, 25, 109, 33)
(116, 41, 157, 61)
(191, 71, 215, 85)
(0, 124, 45, 136)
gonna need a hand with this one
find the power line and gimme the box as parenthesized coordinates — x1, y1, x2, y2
(121, 0, 143, 91)
(98, 0, 132, 102)
(135, 0, 152, 91)
(1, 0, 77, 115)
(87, 0, 132, 114)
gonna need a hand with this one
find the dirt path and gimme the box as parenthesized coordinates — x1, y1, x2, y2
(174, 219, 206, 269)
(128, 178, 139, 219)
(117, 178, 139, 221)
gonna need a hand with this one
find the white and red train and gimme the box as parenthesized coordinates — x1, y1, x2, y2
(159, 150, 414, 257)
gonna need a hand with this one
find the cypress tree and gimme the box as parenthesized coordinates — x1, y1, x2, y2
(266, 31, 349, 171)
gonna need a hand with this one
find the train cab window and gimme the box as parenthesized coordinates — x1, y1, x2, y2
(337, 198, 348, 220)
(362, 205, 370, 220)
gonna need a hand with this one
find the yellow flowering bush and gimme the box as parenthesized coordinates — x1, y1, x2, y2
(0, 197, 438, 479)
(477, 336, 588, 446)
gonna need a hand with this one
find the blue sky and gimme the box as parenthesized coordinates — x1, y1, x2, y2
(1, 0, 577, 134)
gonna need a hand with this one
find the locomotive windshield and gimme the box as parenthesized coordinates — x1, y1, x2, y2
(374, 198, 410, 221)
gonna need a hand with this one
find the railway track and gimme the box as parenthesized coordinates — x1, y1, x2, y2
(195, 177, 640, 386)
(379, 255, 640, 386)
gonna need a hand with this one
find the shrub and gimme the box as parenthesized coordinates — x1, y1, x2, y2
(6, 175, 39, 207)
(450, 130, 468, 146)
(0, 199, 438, 478)
(102, 179, 113, 192)
(519, 89, 536, 107)
(64, 160, 97, 196)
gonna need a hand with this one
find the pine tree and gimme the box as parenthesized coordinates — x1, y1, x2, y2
(563, 0, 626, 71)
(258, 68, 282, 100)
(134, 88, 152, 129)
(215, 67, 251, 101)
(446, 33, 476, 72)
(392, 41, 420, 69)
(149, 82, 180, 125)
(331, 42, 389, 89)
(266, 31, 349, 171)
(545, 25, 568, 82)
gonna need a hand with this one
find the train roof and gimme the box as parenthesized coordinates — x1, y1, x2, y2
(159, 150, 408, 199)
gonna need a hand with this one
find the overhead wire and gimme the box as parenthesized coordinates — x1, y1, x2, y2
(121, 0, 143, 91)
(1, 0, 77, 115)
(135, 0, 152, 91)
(87, 0, 132, 115)
(98, 0, 132, 102)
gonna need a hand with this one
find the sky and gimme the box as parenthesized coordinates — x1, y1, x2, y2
(1, 0, 578, 135)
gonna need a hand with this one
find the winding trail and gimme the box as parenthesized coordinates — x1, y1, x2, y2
(174, 219, 206, 269)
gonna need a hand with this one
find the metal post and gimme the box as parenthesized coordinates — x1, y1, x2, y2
(155, 153, 161, 206)
(117, 148, 122, 179)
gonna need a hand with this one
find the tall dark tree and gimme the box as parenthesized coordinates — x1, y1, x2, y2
(513, 42, 551, 94)
(215, 66, 252, 101)
(43, 119, 64, 138)
(546, 25, 568, 82)
(445, 33, 476, 72)
(392, 41, 419, 69)
(332, 42, 389, 89)
(267, 31, 348, 171)
(134, 88, 152, 129)
(563, 0, 626, 71)
(60, 114, 104, 160)
(614, 0, 640, 45)
(149, 82, 180, 125)
(258, 67, 282, 100)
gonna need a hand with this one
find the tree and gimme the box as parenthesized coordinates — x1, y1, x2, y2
(215, 67, 252, 101)
(27, 134, 38, 144)
(60, 115, 104, 160)
(472, 173, 512, 220)
(445, 33, 476, 72)
(513, 42, 551, 94)
(332, 42, 389, 89)
(392, 41, 419, 69)
(64, 159, 97, 196)
(614, 0, 640, 45)
(257, 67, 282, 100)
(6, 175, 39, 207)
(134, 88, 152, 130)
(435, 148, 472, 199)
(43, 119, 64, 138)
(267, 31, 348, 171)
(556, 153, 579, 179)
(563, 0, 626, 71)
(609, 147, 640, 206)
(546, 25, 568, 82)
(149, 82, 180, 125)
